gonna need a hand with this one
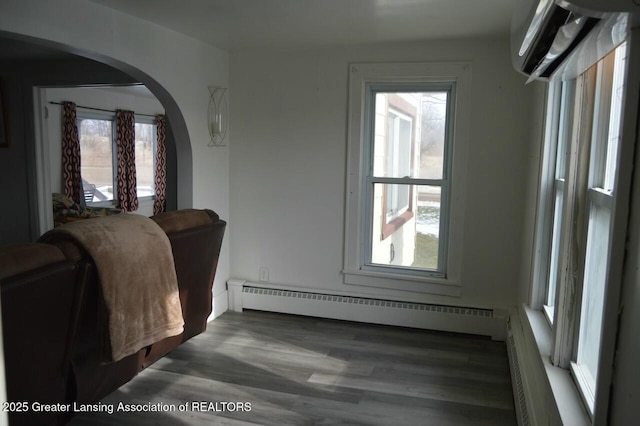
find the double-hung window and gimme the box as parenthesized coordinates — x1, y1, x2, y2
(368, 88, 452, 272)
(78, 113, 157, 205)
(571, 46, 626, 413)
(344, 62, 470, 296)
(532, 42, 627, 417)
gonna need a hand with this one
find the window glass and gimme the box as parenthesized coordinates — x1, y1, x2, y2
(78, 116, 157, 205)
(572, 43, 627, 411)
(604, 47, 626, 191)
(576, 202, 611, 389)
(134, 122, 155, 198)
(419, 93, 448, 180)
(545, 80, 575, 321)
(367, 89, 451, 275)
(79, 118, 114, 202)
(371, 184, 441, 270)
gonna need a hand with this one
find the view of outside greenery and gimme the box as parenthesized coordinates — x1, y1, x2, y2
(413, 203, 440, 269)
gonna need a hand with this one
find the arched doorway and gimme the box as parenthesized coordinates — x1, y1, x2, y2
(0, 33, 193, 240)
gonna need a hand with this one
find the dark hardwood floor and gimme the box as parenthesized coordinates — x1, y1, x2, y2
(69, 310, 516, 425)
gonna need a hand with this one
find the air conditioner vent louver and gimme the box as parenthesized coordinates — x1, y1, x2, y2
(521, 6, 571, 75)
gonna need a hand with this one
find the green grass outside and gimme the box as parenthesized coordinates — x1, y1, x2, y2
(412, 233, 439, 270)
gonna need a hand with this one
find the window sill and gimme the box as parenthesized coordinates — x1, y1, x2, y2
(343, 269, 461, 297)
(520, 305, 590, 425)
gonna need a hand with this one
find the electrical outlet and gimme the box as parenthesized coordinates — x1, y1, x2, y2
(259, 267, 269, 282)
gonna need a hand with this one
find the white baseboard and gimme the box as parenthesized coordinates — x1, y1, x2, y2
(227, 279, 507, 340)
(208, 289, 229, 322)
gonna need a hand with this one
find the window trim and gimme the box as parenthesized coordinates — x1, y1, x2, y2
(343, 62, 470, 296)
(527, 40, 633, 424)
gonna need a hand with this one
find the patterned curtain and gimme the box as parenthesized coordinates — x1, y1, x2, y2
(115, 110, 138, 212)
(153, 115, 167, 215)
(62, 102, 83, 204)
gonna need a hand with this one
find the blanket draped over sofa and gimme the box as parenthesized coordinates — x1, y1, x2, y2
(40, 213, 184, 362)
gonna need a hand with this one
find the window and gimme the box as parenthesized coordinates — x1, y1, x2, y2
(344, 62, 470, 295)
(571, 45, 626, 413)
(369, 90, 450, 272)
(79, 117, 115, 202)
(544, 80, 575, 324)
(531, 42, 627, 417)
(78, 113, 156, 205)
(134, 122, 156, 198)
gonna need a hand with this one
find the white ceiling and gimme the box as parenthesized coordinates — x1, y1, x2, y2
(88, 0, 514, 51)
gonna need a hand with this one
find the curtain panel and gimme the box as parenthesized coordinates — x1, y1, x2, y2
(153, 115, 167, 215)
(115, 110, 138, 212)
(62, 102, 83, 205)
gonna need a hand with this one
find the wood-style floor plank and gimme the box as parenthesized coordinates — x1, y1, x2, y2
(69, 310, 516, 425)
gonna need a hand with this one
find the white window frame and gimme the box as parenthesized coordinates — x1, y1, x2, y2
(77, 111, 157, 207)
(543, 80, 576, 325)
(528, 41, 630, 422)
(344, 62, 470, 296)
(570, 46, 624, 416)
(384, 108, 413, 223)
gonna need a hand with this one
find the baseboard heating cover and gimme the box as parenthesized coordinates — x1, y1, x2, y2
(227, 280, 506, 340)
(507, 314, 531, 426)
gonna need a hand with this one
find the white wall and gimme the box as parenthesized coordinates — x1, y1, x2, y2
(45, 87, 164, 217)
(0, 0, 230, 298)
(230, 38, 535, 309)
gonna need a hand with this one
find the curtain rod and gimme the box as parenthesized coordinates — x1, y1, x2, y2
(48, 101, 160, 118)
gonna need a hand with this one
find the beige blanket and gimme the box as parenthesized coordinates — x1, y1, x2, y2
(41, 214, 184, 362)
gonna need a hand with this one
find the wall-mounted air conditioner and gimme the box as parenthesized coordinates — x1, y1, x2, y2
(511, 0, 637, 81)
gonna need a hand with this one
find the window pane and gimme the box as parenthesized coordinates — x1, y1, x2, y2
(604, 43, 626, 191)
(576, 203, 611, 391)
(371, 184, 440, 271)
(79, 119, 114, 202)
(135, 123, 155, 198)
(555, 81, 575, 180)
(419, 93, 448, 179)
(386, 181, 410, 222)
(545, 183, 564, 317)
(415, 186, 441, 270)
(373, 92, 447, 180)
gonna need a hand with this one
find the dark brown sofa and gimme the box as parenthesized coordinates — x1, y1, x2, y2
(44, 209, 226, 404)
(144, 209, 226, 367)
(0, 243, 85, 426)
(0, 209, 225, 424)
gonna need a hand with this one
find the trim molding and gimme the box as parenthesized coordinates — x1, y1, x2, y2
(208, 289, 228, 322)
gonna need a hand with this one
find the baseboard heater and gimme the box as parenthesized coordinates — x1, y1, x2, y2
(507, 315, 531, 426)
(228, 281, 506, 340)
